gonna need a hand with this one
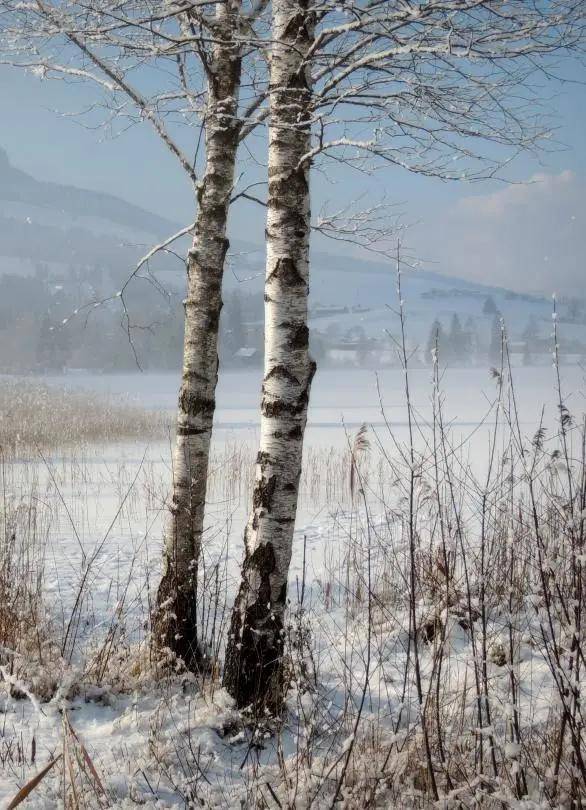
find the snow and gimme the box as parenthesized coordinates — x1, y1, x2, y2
(0, 368, 583, 806)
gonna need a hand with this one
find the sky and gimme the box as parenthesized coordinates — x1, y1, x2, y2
(0, 58, 585, 296)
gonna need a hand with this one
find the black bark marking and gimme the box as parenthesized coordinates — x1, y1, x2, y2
(309, 358, 317, 383)
(220, 237, 230, 265)
(282, 321, 309, 350)
(262, 385, 310, 419)
(222, 542, 286, 710)
(152, 565, 204, 673)
(265, 365, 300, 385)
(262, 398, 303, 418)
(253, 475, 277, 512)
(266, 189, 309, 233)
(182, 370, 209, 385)
(277, 580, 287, 605)
(178, 390, 215, 418)
(282, 12, 304, 38)
(206, 306, 221, 332)
(246, 542, 277, 618)
(266, 257, 306, 287)
(176, 426, 208, 437)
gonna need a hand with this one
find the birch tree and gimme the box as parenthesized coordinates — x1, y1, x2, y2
(152, 0, 245, 670)
(0, 0, 268, 669)
(224, 0, 585, 708)
(223, 0, 314, 708)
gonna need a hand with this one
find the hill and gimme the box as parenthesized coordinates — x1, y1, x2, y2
(0, 147, 175, 238)
(0, 147, 584, 370)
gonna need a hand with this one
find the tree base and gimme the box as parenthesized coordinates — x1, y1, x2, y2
(223, 586, 285, 712)
(151, 569, 206, 673)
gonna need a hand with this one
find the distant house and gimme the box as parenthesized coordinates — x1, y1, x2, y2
(351, 305, 371, 314)
(560, 353, 585, 366)
(327, 347, 360, 366)
(325, 336, 385, 367)
(312, 305, 349, 318)
(421, 287, 485, 300)
(234, 346, 259, 365)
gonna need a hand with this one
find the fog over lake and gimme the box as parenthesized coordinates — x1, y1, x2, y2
(39, 365, 583, 448)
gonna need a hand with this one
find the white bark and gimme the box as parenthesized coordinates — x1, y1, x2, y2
(153, 1, 242, 670)
(224, 0, 314, 708)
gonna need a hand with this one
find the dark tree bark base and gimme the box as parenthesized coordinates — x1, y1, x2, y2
(152, 568, 206, 673)
(223, 545, 287, 711)
(222, 608, 285, 712)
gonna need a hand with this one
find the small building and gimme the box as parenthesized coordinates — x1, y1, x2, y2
(233, 346, 259, 365)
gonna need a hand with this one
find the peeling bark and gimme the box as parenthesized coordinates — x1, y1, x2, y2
(223, 0, 314, 709)
(152, 2, 242, 671)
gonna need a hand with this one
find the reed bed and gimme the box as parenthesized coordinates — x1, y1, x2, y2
(0, 347, 584, 807)
(0, 379, 168, 453)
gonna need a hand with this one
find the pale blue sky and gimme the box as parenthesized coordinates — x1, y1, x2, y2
(0, 59, 584, 293)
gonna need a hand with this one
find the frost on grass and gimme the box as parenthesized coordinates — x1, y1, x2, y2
(0, 367, 585, 807)
(0, 379, 168, 452)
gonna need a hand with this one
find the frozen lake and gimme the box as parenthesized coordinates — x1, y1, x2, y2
(40, 364, 585, 446)
(5, 362, 585, 650)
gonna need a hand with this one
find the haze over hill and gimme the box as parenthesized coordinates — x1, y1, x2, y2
(0, 147, 175, 237)
(0, 148, 584, 372)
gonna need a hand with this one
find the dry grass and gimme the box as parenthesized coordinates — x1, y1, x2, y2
(0, 379, 168, 453)
(0, 494, 45, 663)
(1, 352, 585, 807)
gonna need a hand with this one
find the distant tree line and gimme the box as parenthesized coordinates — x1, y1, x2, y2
(0, 263, 262, 373)
(5, 273, 585, 374)
(423, 296, 586, 368)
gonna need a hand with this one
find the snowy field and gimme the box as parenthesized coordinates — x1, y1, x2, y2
(1, 365, 585, 807)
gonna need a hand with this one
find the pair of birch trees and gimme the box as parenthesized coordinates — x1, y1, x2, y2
(1, 0, 584, 710)
(225, 0, 586, 709)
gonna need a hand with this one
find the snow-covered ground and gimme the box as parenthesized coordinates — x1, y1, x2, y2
(0, 366, 584, 807)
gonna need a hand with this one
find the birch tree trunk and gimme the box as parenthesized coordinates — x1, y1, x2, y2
(153, 3, 242, 671)
(223, 0, 314, 709)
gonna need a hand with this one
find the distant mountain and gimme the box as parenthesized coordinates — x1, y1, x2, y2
(1, 147, 581, 357)
(0, 148, 176, 238)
